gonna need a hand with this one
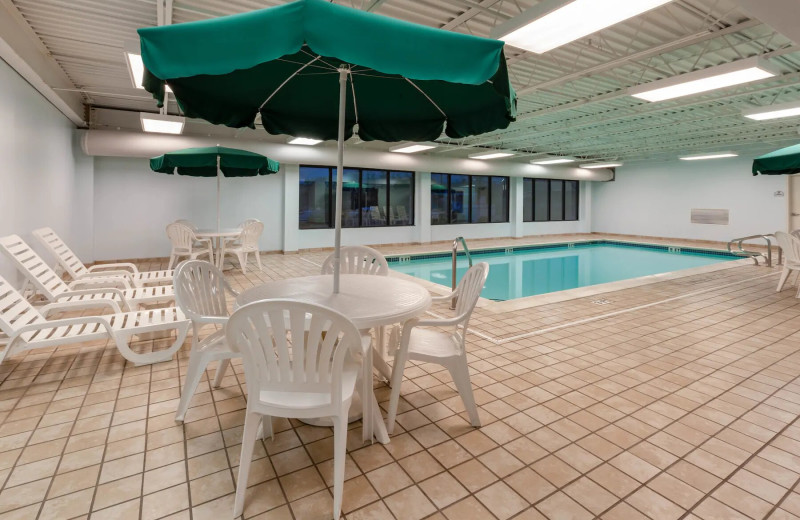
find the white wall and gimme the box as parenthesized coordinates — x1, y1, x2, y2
(0, 58, 92, 284)
(92, 156, 285, 260)
(591, 158, 787, 242)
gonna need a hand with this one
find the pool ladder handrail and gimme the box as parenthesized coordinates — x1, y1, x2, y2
(451, 237, 473, 309)
(726, 234, 779, 267)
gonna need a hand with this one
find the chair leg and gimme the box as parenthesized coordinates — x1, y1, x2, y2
(237, 252, 247, 274)
(233, 410, 262, 518)
(447, 357, 481, 427)
(175, 352, 209, 422)
(386, 339, 411, 434)
(332, 411, 349, 520)
(778, 266, 792, 291)
(212, 358, 230, 388)
(168, 253, 177, 270)
(261, 416, 274, 441)
(255, 252, 263, 272)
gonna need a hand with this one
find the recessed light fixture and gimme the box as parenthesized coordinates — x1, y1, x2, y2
(490, 0, 673, 54)
(531, 158, 575, 165)
(390, 143, 436, 154)
(288, 137, 323, 146)
(124, 40, 172, 93)
(628, 57, 778, 102)
(679, 151, 738, 161)
(468, 151, 515, 160)
(743, 100, 800, 121)
(140, 113, 185, 134)
(580, 162, 622, 169)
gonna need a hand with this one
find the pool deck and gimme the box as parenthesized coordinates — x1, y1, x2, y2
(0, 233, 798, 520)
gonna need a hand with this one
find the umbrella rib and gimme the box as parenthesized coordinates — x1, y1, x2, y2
(348, 70, 360, 128)
(404, 78, 447, 118)
(259, 55, 323, 110)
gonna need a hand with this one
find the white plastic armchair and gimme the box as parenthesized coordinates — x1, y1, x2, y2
(775, 231, 800, 296)
(32, 227, 173, 287)
(166, 222, 213, 269)
(173, 260, 239, 421)
(219, 220, 263, 273)
(0, 235, 174, 316)
(226, 300, 368, 520)
(386, 262, 489, 433)
(0, 273, 188, 366)
(320, 246, 389, 276)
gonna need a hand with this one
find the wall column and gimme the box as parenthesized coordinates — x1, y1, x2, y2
(283, 163, 299, 252)
(418, 171, 432, 244)
(511, 176, 524, 238)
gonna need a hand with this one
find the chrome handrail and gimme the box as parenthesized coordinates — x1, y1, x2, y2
(451, 237, 473, 309)
(726, 234, 779, 267)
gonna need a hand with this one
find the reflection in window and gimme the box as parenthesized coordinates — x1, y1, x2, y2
(299, 166, 414, 229)
(523, 179, 579, 222)
(430, 173, 510, 225)
(550, 180, 564, 221)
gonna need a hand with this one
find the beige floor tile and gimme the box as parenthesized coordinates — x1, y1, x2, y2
(475, 482, 528, 520)
(535, 491, 593, 520)
(418, 472, 468, 509)
(385, 486, 437, 520)
(442, 496, 496, 520)
(141, 483, 189, 520)
(38, 488, 94, 520)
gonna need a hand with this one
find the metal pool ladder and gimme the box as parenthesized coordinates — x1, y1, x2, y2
(726, 234, 780, 267)
(451, 237, 473, 309)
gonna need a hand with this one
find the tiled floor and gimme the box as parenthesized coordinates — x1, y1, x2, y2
(1, 236, 799, 519)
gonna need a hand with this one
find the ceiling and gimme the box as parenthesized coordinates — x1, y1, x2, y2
(5, 0, 800, 163)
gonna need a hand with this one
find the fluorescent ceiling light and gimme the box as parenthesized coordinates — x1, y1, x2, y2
(531, 158, 575, 165)
(490, 0, 673, 54)
(743, 100, 800, 121)
(124, 40, 171, 92)
(468, 151, 514, 160)
(581, 162, 622, 169)
(629, 57, 778, 102)
(288, 137, 322, 146)
(390, 143, 436, 153)
(679, 151, 738, 161)
(140, 113, 185, 134)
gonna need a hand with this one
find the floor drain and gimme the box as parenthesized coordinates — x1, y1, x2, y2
(590, 299, 612, 305)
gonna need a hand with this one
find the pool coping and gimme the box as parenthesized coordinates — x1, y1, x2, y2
(385, 237, 758, 312)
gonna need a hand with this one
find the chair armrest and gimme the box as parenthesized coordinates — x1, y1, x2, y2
(193, 316, 229, 326)
(79, 270, 135, 282)
(10, 316, 114, 346)
(414, 317, 464, 327)
(68, 276, 131, 291)
(42, 297, 123, 316)
(430, 293, 455, 302)
(88, 262, 139, 274)
(56, 287, 128, 307)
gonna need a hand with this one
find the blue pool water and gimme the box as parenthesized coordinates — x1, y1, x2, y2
(388, 241, 738, 301)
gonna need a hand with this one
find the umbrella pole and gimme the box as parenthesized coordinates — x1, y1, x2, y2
(216, 154, 221, 233)
(333, 66, 347, 294)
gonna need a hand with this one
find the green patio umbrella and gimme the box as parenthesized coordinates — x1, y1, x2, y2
(150, 146, 280, 232)
(753, 143, 800, 175)
(138, 0, 516, 293)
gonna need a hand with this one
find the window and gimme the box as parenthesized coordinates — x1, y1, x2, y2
(523, 179, 579, 222)
(430, 173, 509, 225)
(299, 166, 414, 229)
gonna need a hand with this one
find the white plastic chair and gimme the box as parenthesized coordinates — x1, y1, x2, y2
(320, 246, 389, 276)
(32, 227, 173, 287)
(166, 222, 213, 270)
(776, 231, 800, 296)
(0, 273, 189, 366)
(219, 220, 263, 273)
(227, 300, 368, 520)
(173, 260, 239, 421)
(0, 235, 175, 315)
(386, 262, 489, 433)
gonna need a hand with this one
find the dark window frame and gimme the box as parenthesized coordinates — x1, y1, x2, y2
(523, 178, 580, 222)
(431, 173, 510, 225)
(298, 166, 415, 229)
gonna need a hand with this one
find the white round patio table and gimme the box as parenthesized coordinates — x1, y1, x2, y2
(235, 274, 432, 444)
(196, 228, 241, 268)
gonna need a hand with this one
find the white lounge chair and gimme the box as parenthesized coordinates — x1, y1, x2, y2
(219, 220, 263, 273)
(386, 262, 489, 433)
(173, 260, 239, 421)
(0, 235, 175, 315)
(0, 273, 189, 365)
(32, 227, 173, 288)
(776, 231, 800, 296)
(166, 222, 214, 270)
(227, 300, 369, 520)
(320, 245, 389, 276)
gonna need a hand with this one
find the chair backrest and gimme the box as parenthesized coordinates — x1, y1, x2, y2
(0, 273, 46, 338)
(320, 246, 389, 276)
(240, 219, 260, 228)
(173, 260, 232, 323)
(0, 235, 70, 300)
(32, 227, 89, 279)
(175, 219, 198, 232)
(225, 300, 362, 408)
(776, 231, 800, 263)
(166, 222, 198, 252)
(239, 221, 264, 251)
(451, 262, 489, 342)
